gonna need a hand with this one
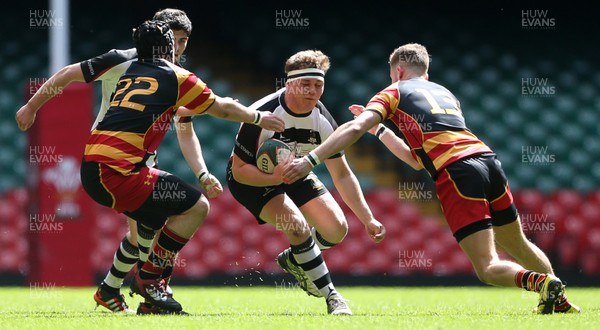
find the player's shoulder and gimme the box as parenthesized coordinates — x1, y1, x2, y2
(107, 48, 137, 61)
(249, 89, 283, 112)
(80, 48, 137, 82)
(315, 100, 334, 118)
(87, 48, 137, 64)
(158, 60, 197, 82)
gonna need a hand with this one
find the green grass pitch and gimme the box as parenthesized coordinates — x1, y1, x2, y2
(0, 286, 598, 329)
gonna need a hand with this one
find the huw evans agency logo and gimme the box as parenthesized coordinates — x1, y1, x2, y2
(275, 10, 309, 30)
(521, 145, 555, 165)
(521, 10, 555, 30)
(521, 78, 556, 97)
(30, 10, 63, 29)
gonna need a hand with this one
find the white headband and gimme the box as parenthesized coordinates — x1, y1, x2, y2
(286, 68, 325, 83)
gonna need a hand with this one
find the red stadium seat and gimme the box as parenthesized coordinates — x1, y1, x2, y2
(196, 224, 222, 246)
(584, 228, 600, 250)
(367, 189, 401, 213)
(181, 260, 210, 278)
(578, 203, 600, 227)
(557, 236, 579, 267)
(514, 189, 546, 215)
(550, 190, 584, 213)
(542, 202, 566, 229)
(5, 187, 29, 209)
(532, 231, 555, 252)
(581, 250, 600, 276)
(323, 248, 349, 273)
(364, 250, 391, 273)
(240, 224, 263, 248)
(202, 247, 227, 272)
(586, 190, 600, 205)
(448, 250, 474, 274)
(563, 215, 586, 237)
(219, 237, 243, 258)
(0, 200, 19, 224)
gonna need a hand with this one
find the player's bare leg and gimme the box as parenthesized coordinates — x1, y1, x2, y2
(494, 216, 552, 274)
(494, 217, 580, 313)
(301, 193, 348, 250)
(459, 228, 564, 314)
(459, 229, 525, 286)
(262, 194, 351, 315)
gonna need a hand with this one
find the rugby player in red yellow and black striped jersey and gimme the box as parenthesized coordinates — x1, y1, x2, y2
(365, 79, 492, 178)
(84, 60, 215, 177)
(80, 21, 284, 313)
(16, 10, 213, 314)
(282, 43, 579, 314)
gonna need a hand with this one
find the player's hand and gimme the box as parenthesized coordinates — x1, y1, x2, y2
(282, 156, 312, 184)
(365, 219, 386, 243)
(348, 104, 379, 135)
(257, 111, 285, 132)
(272, 149, 295, 185)
(271, 164, 286, 185)
(198, 172, 223, 198)
(16, 104, 36, 131)
(348, 104, 366, 117)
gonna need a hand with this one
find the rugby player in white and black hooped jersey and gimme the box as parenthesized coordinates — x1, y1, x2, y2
(226, 50, 385, 315)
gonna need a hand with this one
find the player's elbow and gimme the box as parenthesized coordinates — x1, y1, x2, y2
(205, 97, 230, 119)
(408, 162, 423, 171)
(345, 121, 368, 139)
(230, 162, 247, 184)
(231, 167, 243, 182)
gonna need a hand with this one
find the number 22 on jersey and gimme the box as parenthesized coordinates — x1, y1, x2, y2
(110, 77, 158, 111)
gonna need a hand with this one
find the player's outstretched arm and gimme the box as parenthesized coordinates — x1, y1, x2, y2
(373, 125, 422, 170)
(349, 104, 422, 171)
(16, 63, 85, 131)
(175, 121, 223, 198)
(282, 110, 380, 184)
(199, 96, 285, 132)
(325, 156, 386, 243)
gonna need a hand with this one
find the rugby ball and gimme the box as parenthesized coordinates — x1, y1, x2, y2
(256, 138, 292, 174)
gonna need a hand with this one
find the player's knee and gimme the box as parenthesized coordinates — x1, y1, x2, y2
(286, 219, 310, 240)
(188, 196, 210, 223)
(474, 269, 491, 284)
(473, 264, 498, 285)
(325, 220, 348, 244)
